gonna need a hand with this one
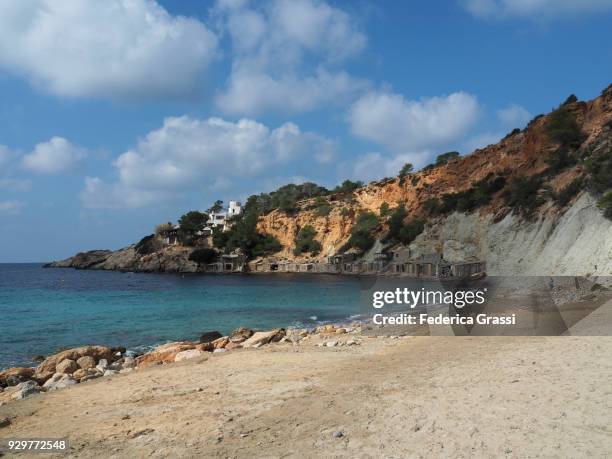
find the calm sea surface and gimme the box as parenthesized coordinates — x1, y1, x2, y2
(0, 264, 365, 369)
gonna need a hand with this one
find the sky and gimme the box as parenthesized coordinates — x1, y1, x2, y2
(1, 0, 611, 262)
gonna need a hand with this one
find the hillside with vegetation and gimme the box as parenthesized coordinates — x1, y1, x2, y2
(48, 84, 612, 275)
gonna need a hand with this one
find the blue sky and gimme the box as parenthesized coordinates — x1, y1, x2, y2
(1, 0, 611, 262)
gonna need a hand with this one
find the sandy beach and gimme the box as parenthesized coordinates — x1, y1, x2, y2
(1, 333, 611, 458)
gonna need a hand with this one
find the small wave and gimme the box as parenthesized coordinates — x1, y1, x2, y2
(309, 315, 318, 321)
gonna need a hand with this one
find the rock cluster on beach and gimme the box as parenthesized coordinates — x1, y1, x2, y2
(0, 324, 363, 405)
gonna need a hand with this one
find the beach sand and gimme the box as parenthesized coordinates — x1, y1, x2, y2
(1, 335, 611, 458)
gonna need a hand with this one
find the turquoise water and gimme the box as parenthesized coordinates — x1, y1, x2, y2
(0, 264, 366, 369)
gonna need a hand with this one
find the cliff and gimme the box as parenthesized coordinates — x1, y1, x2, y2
(49, 84, 612, 275)
(256, 85, 612, 274)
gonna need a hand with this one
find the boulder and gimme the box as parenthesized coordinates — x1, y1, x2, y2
(230, 327, 254, 343)
(225, 341, 243, 351)
(35, 346, 113, 381)
(122, 356, 136, 369)
(136, 342, 196, 368)
(76, 356, 96, 370)
(80, 374, 101, 382)
(103, 370, 118, 377)
(43, 373, 77, 391)
(195, 342, 214, 352)
(0, 367, 35, 387)
(109, 360, 123, 371)
(212, 337, 230, 350)
(3, 381, 42, 400)
(199, 331, 223, 344)
(242, 329, 285, 348)
(174, 349, 204, 362)
(72, 369, 88, 381)
(55, 359, 78, 374)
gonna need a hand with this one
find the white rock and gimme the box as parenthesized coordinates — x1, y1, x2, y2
(103, 370, 118, 377)
(174, 349, 203, 362)
(97, 359, 108, 369)
(325, 341, 338, 347)
(8, 381, 42, 400)
(43, 373, 76, 391)
(122, 356, 136, 368)
(213, 348, 227, 353)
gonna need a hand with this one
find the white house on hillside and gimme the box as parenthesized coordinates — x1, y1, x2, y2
(205, 200, 242, 232)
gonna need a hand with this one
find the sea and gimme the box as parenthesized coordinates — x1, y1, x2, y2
(0, 264, 368, 369)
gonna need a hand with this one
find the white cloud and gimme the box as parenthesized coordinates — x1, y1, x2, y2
(0, 200, 24, 215)
(462, 0, 612, 19)
(22, 137, 84, 174)
(350, 152, 431, 182)
(216, 67, 368, 115)
(214, 0, 368, 115)
(348, 90, 480, 152)
(80, 115, 336, 209)
(0, 0, 217, 100)
(497, 103, 531, 127)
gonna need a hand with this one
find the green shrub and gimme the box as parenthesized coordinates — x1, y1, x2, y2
(399, 163, 414, 180)
(332, 180, 363, 195)
(546, 146, 577, 172)
(293, 225, 322, 256)
(346, 212, 379, 252)
(439, 174, 506, 213)
(340, 207, 350, 217)
(423, 197, 442, 215)
(251, 235, 283, 258)
(379, 202, 390, 217)
(555, 177, 583, 207)
(436, 151, 460, 165)
(597, 192, 612, 219)
(189, 248, 218, 264)
(397, 219, 425, 245)
(384, 205, 407, 242)
(546, 107, 585, 148)
(411, 175, 420, 186)
(562, 94, 578, 106)
(584, 149, 612, 194)
(503, 128, 522, 140)
(310, 196, 331, 217)
(383, 204, 425, 245)
(503, 175, 545, 217)
(178, 211, 208, 245)
(219, 196, 283, 258)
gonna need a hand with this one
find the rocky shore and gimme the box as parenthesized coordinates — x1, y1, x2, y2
(0, 323, 363, 406)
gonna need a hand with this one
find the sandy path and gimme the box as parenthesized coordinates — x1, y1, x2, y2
(1, 336, 611, 458)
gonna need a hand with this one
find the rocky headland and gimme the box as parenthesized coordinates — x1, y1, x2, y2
(46, 85, 612, 277)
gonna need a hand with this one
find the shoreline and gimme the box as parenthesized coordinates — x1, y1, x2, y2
(2, 335, 611, 457)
